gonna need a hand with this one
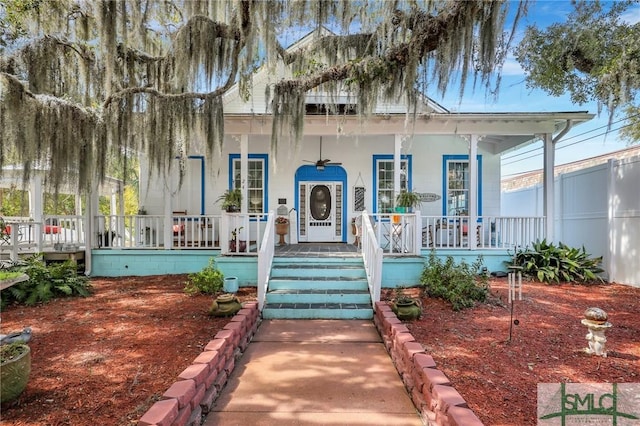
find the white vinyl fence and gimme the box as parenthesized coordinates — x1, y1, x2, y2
(502, 156, 640, 287)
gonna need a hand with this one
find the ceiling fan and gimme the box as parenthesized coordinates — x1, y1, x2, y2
(304, 137, 342, 170)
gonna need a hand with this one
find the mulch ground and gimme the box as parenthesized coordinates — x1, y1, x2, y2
(1, 275, 256, 426)
(1, 275, 639, 426)
(400, 278, 640, 425)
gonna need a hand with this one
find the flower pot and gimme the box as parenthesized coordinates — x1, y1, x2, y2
(209, 293, 242, 317)
(229, 240, 247, 252)
(275, 223, 288, 245)
(391, 299, 422, 321)
(223, 276, 239, 293)
(1, 344, 31, 404)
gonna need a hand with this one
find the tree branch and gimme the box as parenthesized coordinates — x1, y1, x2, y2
(273, 1, 471, 94)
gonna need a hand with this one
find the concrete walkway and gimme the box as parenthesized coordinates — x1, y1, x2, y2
(203, 319, 423, 425)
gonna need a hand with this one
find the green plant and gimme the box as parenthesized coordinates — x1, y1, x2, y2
(231, 227, 244, 241)
(420, 251, 488, 311)
(1, 255, 91, 309)
(184, 258, 224, 295)
(392, 286, 417, 304)
(509, 239, 604, 283)
(0, 342, 28, 364)
(217, 189, 242, 212)
(395, 190, 422, 209)
(0, 271, 23, 281)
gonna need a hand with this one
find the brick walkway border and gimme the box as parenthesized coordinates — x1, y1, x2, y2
(138, 300, 484, 426)
(138, 302, 260, 426)
(373, 301, 484, 426)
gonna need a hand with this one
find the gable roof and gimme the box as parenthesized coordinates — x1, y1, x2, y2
(221, 29, 594, 154)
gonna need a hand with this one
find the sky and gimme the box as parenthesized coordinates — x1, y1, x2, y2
(430, 0, 640, 178)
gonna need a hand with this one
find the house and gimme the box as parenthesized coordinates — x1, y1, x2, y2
(1, 29, 596, 316)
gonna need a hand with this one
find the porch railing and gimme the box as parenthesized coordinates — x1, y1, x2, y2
(420, 215, 546, 250)
(1, 216, 85, 261)
(220, 212, 270, 255)
(360, 211, 383, 308)
(257, 212, 275, 310)
(2, 213, 546, 258)
(369, 212, 422, 255)
(96, 214, 222, 249)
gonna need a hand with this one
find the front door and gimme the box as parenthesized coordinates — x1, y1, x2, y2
(298, 181, 343, 242)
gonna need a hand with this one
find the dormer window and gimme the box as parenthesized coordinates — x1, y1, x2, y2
(305, 103, 357, 115)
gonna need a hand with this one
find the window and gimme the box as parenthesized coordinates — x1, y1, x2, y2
(229, 154, 268, 213)
(373, 155, 412, 213)
(442, 155, 482, 216)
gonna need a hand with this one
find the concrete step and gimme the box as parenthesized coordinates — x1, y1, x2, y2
(268, 277, 369, 291)
(265, 258, 372, 320)
(262, 303, 373, 319)
(271, 263, 367, 279)
(266, 289, 371, 305)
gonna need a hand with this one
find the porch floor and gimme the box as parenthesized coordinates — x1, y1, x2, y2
(274, 242, 359, 257)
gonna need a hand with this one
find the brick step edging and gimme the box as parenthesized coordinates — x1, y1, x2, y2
(138, 302, 261, 426)
(374, 301, 484, 426)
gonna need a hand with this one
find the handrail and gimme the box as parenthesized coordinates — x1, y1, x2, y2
(257, 211, 275, 310)
(360, 211, 383, 310)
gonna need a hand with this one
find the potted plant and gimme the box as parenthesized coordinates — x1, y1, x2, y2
(390, 288, 422, 320)
(275, 216, 289, 245)
(395, 190, 422, 213)
(229, 227, 246, 252)
(217, 189, 242, 212)
(0, 342, 31, 404)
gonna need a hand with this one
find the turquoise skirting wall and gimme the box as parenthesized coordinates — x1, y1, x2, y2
(89, 249, 511, 288)
(90, 250, 255, 286)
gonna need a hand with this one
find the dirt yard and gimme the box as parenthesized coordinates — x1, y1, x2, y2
(1, 275, 638, 425)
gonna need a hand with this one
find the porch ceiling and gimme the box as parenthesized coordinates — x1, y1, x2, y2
(224, 111, 594, 155)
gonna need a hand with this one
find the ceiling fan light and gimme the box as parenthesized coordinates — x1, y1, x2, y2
(316, 164, 325, 171)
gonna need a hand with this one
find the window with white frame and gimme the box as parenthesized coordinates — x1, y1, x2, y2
(230, 155, 267, 213)
(443, 155, 482, 216)
(373, 155, 410, 213)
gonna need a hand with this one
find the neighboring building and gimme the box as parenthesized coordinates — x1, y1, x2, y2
(502, 145, 640, 192)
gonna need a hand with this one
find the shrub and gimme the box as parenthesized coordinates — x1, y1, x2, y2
(184, 258, 224, 295)
(420, 251, 488, 311)
(0, 255, 91, 309)
(509, 239, 604, 284)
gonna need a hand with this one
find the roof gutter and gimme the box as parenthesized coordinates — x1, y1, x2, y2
(552, 119, 573, 143)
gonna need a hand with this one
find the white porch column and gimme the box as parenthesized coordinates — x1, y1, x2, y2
(468, 135, 478, 250)
(543, 133, 555, 242)
(163, 187, 173, 249)
(84, 179, 99, 275)
(240, 135, 249, 213)
(394, 134, 402, 203)
(114, 182, 125, 246)
(28, 174, 43, 221)
(110, 187, 117, 216)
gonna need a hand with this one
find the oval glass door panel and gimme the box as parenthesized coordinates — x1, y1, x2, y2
(310, 185, 331, 220)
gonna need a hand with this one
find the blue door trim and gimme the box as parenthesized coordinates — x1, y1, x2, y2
(294, 165, 348, 242)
